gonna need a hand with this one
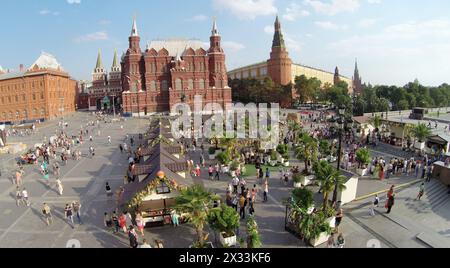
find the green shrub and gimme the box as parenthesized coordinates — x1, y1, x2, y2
(208, 147, 216, 155)
(207, 205, 240, 237)
(292, 188, 314, 210)
(217, 150, 231, 165)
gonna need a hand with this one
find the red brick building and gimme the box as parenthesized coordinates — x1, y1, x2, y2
(78, 50, 122, 111)
(0, 52, 77, 124)
(121, 19, 232, 116)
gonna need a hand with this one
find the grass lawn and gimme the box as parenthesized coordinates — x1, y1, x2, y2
(242, 164, 285, 178)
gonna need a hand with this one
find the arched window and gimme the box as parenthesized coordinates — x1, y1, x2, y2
(199, 79, 205, 90)
(188, 79, 194, 90)
(161, 80, 168, 91)
(40, 108, 45, 116)
(175, 78, 182, 91)
(150, 81, 156, 91)
(23, 110, 28, 119)
(9, 111, 13, 119)
(15, 111, 20, 119)
(33, 108, 38, 116)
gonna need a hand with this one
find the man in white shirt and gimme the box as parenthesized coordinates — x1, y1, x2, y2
(138, 239, 152, 248)
(22, 188, 30, 206)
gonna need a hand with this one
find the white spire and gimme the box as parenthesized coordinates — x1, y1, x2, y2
(131, 17, 139, 37)
(211, 18, 219, 36)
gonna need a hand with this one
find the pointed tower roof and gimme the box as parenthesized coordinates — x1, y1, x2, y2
(131, 17, 139, 37)
(112, 49, 119, 68)
(95, 49, 103, 70)
(272, 15, 286, 48)
(211, 18, 219, 36)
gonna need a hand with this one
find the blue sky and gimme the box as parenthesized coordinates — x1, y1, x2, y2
(1, 0, 450, 86)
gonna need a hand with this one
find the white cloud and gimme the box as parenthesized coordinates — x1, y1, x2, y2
(39, 9, 60, 16)
(213, 0, 277, 20)
(264, 25, 274, 35)
(283, 2, 310, 21)
(99, 20, 112, 25)
(222, 41, 246, 52)
(315, 21, 348, 30)
(367, 0, 382, 4)
(74, 31, 109, 43)
(304, 0, 360, 16)
(67, 0, 81, 4)
(358, 18, 378, 28)
(187, 14, 208, 21)
(328, 19, 450, 85)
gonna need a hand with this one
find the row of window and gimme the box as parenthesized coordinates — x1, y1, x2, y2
(231, 67, 267, 80)
(0, 92, 45, 104)
(1, 108, 46, 120)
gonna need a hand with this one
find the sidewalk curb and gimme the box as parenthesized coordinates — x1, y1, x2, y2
(353, 179, 422, 202)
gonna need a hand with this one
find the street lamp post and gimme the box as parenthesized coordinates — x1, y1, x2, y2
(332, 106, 346, 203)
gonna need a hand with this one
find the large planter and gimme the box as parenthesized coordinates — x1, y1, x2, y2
(209, 154, 216, 160)
(310, 232, 331, 247)
(230, 170, 236, 177)
(219, 232, 237, 247)
(293, 182, 303, 188)
(414, 142, 425, 150)
(269, 160, 277, 167)
(327, 217, 336, 229)
(356, 168, 368, 176)
(283, 161, 290, 167)
(221, 166, 229, 174)
(303, 175, 315, 186)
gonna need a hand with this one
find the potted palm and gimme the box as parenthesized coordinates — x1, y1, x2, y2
(246, 217, 262, 248)
(293, 173, 305, 188)
(412, 123, 431, 151)
(355, 148, 371, 176)
(269, 150, 278, 167)
(208, 204, 240, 247)
(229, 161, 239, 177)
(292, 188, 314, 211)
(217, 150, 231, 173)
(277, 144, 290, 166)
(208, 147, 216, 160)
(173, 185, 218, 248)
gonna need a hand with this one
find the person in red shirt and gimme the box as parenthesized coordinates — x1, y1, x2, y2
(119, 213, 127, 233)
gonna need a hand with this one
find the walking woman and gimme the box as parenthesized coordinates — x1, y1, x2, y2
(135, 212, 145, 237)
(42, 169, 50, 187)
(56, 178, 64, 196)
(379, 165, 385, 181)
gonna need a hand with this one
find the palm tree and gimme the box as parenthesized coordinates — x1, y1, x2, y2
(295, 134, 318, 174)
(314, 160, 347, 210)
(411, 123, 432, 143)
(173, 185, 218, 247)
(370, 115, 382, 131)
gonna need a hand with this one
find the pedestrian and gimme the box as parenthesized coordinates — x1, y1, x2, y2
(171, 210, 180, 227)
(327, 233, 335, 248)
(53, 163, 60, 179)
(214, 164, 220, 181)
(15, 186, 22, 206)
(21, 188, 30, 207)
(42, 203, 53, 226)
(138, 239, 152, 248)
(104, 212, 113, 232)
(130, 137, 134, 147)
(119, 212, 127, 233)
(263, 180, 269, 202)
(232, 176, 239, 194)
(239, 194, 246, 219)
(386, 194, 395, 214)
(369, 195, 379, 217)
(251, 184, 258, 203)
(64, 204, 74, 228)
(116, 186, 124, 206)
(108, 136, 111, 144)
(119, 144, 123, 153)
(56, 178, 63, 196)
(105, 182, 113, 197)
(15, 170, 23, 186)
(135, 212, 145, 236)
(72, 201, 82, 224)
(415, 182, 425, 201)
(112, 211, 120, 234)
(125, 211, 133, 228)
(265, 168, 270, 181)
(89, 135, 93, 142)
(195, 164, 201, 177)
(208, 165, 214, 180)
(128, 226, 139, 248)
(335, 208, 344, 233)
(426, 165, 433, 182)
(336, 234, 345, 248)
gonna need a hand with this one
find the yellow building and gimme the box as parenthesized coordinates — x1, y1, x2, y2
(228, 16, 354, 95)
